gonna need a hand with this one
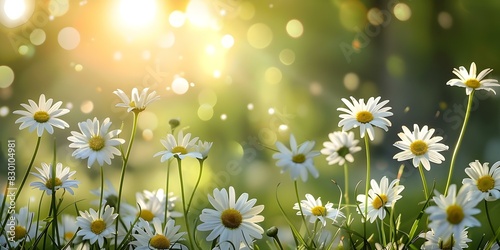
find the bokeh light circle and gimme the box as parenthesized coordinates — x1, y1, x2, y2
(265, 67, 282, 84)
(169, 10, 186, 28)
(58, 27, 80, 50)
(279, 49, 295, 65)
(339, 0, 367, 31)
(221, 34, 235, 48)
(80, 100, 94, 113)
(393, 3, 411, 21)
(198, 104, 214, 121)
(343, 72, 359, 91)
(286, 19, 304, 38)
(30, 29, 46, 46)
(247, 23, 273, 49)
(0, 66, 15, 88)
(0, 106, 9, 117)
(171, 77, 189, 95)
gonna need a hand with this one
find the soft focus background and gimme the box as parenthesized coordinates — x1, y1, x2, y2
(1, 0, 500, 247)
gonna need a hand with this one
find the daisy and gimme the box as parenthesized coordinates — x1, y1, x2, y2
(68, 117, 125, 168)
(76, 205, 118, 248)
(462, 160, 500, 201)
(121, 191, 165, 224)
(321, 131, 361, 166)
(196, 140, 213, 160)
(374, 242, 404, 250)
(446, 62, 499, 95)
(293, 194, 344, 226)
(154, 130, 202, 161)
(113, 87, 160, 113)
(272, 134, 320, 182)
(393, 124, 449, 171)
(419, 228, 471, 250)
(5, 207, 43, 248)
(197, 186, 265, 249)
(337, 96, 393, 141)
(90, 179, 121, 209)
(142, 189, 183, 219)
(130, 218, 187, 250)
(30, 162, 79, 195)
(59, 214, 81, 245)
(13, 94, 70, 137)
(425, 184, 481, 239)
(356, 176, 404, 223)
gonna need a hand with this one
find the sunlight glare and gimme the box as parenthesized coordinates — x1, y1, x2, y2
(4, 0, 26, 20)
(186, 0, 215, 28)
(119, 0, 157, 28)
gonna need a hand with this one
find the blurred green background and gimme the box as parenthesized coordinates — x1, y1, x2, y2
(1, 0, 500, 248)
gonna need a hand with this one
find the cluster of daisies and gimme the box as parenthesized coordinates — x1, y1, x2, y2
(2, 61, 500, 249)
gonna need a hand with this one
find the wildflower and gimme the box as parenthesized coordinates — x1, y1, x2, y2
(30, 162, 79, 195)
(142, 189, 183, 219)
(13, 94, 70, 137)
(337, 96, 393, 141)
(68, 117, 125, 168)
(393, 124, 449, 171)
(130, 218, 187, 250)
(462, 160, 500, 201)
(197, 186, 264, 249)
(59, 214, 81, 245)
(446, 62, 499, 95)
(90, 179, 121, 209)
(321, 131, 361, 166)
(121, 191, 166, 224)
(419, 228, 471, 250)
(113, 87, 160, 113)
(196, 140, 213, 160)
(425, 184, 481, 239)
(375, 242, 404, 250)
(273, 134, 320, 182)
(356, 176, 404, 223)
(154, 130, 202, 161)
(293, 194, 344, 226)
(76, 205, 118, 248)
(4, 207, 42, 248)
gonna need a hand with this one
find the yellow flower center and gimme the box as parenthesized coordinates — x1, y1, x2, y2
(150, 234, 170, 249)
(477, 175, 495, 192)
(172, 146, 188, 155)
(90, 219, 106, 235)
(33, 111, 50, 123)
(410, 140, 428, 156)
(45, 177, 62, 190)
(129, 100, 137, 108)
(311, 206, 326, 216)
(14, 225, 27, 241)
(292, 154, 306, 163)
(89, 136, 105, 151)
(446, 204, 464, 225)
(465, 78, 480, 89)
(356, 111, 373, 123)
(64, 231, 75, 242)
(221, 208, 243, 229)
(137, 209, 155, 222)
(371, 194, 388, 209)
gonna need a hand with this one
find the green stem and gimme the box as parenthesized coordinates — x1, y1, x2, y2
(343, 163, 351, 216)
(484, 200, 500, 246)
(164, 159, 172, 224)
(50, 140, 61, 247)
(445, 90, 474, 196)
(115, 112, 139, 246)
(177, 157, 194, 250)
(418, 163, 429, 200)
(99, 166, 104, 217)
(363, 135, 371, 247)
(187, 159, 205, 214)
(16, 136, 42, 200)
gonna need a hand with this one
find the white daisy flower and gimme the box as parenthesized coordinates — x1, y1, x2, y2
(130, 218, 187, 250)
(154, 130, 202, 161)
(272, 134, 320, 182)
(90, 179, 121, 209)
(68, 117, 125, 168)
(337, 96, 393, 141)
(142, 189, 183, 219)
(425, 184, 481, 239)
(30, 162, 79, 195)
(321, 131, 361, 166)
(196, 140, 213, 160)
(197, 186, 265, 249)
(446, 62, 499, 95)
(462, 160, 500, 201)
(393, 124, 449, 171)
(293, 194, 344, 226)
(356, 176, 404, 223)
(59, 214, 81, 245)
(419, 228, 471, 250)
(4, 207, 42, 248)
(122, 191, 165, 224)
(374, 242, 404, 250)
(76, 205, 118, 248)
(113, 87, 160, 113)
(13, 94, 70, 137)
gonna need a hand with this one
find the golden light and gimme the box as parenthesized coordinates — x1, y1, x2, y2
(186, 0, 215, 28)
(118, 0, 157, 28)
(4, 0, 26, 20)
(169, 10, 186, 28)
